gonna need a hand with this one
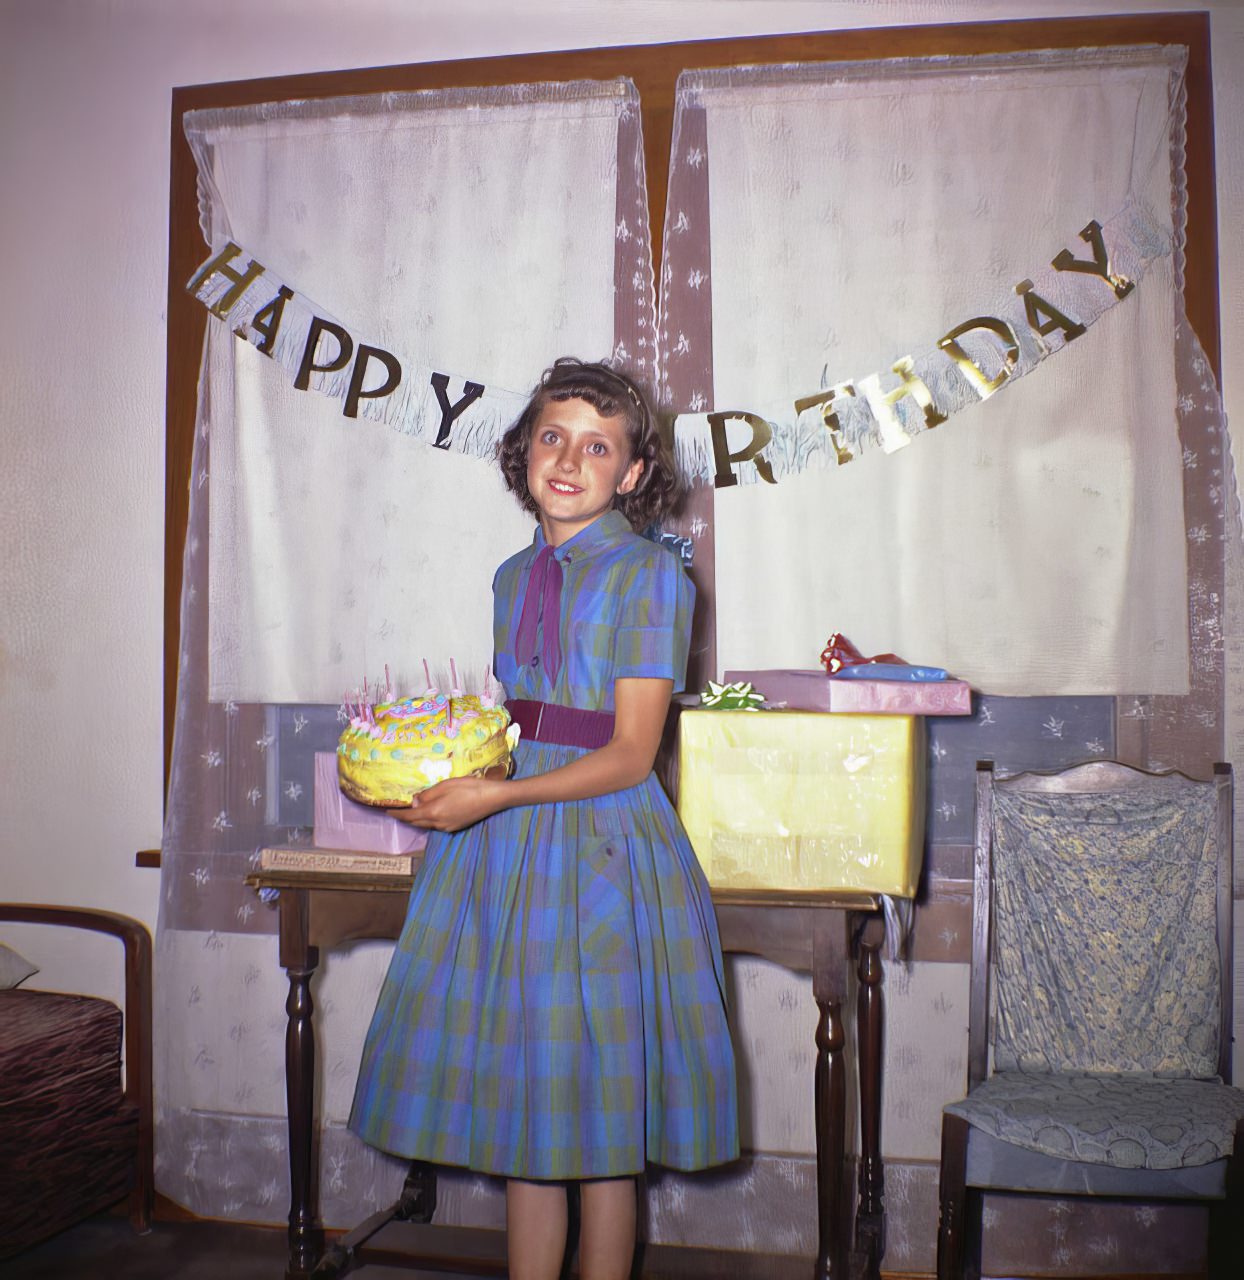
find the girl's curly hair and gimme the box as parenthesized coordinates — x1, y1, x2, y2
(497, 358, 681, 531)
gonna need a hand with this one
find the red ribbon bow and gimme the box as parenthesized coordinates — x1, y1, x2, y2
(820, 632, 906, 675)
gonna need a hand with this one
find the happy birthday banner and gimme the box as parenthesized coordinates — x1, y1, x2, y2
(187, 199, 1170, 486)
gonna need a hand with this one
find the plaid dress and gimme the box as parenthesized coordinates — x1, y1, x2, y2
(349, 510, 739, 1180)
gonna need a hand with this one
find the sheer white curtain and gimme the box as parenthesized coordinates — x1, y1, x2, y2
(662, 48, 1191, 695)
(186, 85, 645, 704)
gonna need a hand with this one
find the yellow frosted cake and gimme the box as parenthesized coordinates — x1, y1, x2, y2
(337, 692, 515, 808)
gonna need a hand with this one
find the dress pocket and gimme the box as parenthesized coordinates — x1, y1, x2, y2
(576, 836, 637, 975)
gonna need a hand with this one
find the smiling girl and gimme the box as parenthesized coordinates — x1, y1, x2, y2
(350, 359, 739, 1280)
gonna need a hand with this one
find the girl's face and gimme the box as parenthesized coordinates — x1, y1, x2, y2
(526, 396, 643, 546)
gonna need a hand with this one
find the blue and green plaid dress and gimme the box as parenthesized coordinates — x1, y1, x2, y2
(349, 509, 739, 1180)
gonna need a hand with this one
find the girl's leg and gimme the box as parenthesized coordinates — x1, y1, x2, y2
(506, 1178, 568, 1280)
(578, 1177, 637, 1280)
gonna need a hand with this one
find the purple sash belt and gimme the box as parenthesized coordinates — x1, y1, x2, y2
(506, 699, 615, 750)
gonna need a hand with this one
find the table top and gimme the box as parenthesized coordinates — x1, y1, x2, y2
(246, 850, 882, 911)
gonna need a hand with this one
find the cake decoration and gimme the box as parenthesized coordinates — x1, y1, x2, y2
(337, 665, 516, 808)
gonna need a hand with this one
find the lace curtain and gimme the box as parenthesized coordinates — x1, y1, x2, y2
(163, 78, 654, 934)
(156, 80, 656, 1220)
(659, 47, 1195, 696)
(653, 44, 1240, 1264)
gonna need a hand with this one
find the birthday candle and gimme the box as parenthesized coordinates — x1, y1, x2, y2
(450, 658, 461, 697)
(423, 657, 434, 694)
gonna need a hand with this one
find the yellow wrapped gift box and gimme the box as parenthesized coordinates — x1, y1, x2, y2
(677, 709, 926, 896)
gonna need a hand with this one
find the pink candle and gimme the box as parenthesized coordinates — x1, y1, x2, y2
(450, 658, 461, 696)
(423, 657, 434, 693)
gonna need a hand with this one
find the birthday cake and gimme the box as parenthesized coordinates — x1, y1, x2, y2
(337, 686, 516, 809)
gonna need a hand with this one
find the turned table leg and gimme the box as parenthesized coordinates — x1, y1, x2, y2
(279, 889, 323, 1279)
(855, 916, 886, 1276)
(812, 910, 851, 1280)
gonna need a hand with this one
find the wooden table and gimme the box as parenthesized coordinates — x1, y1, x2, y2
(246, 864, 887, 1280)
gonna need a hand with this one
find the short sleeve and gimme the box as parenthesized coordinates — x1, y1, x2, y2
(491, 549, 527, 696)
(611, 545, 695, 691)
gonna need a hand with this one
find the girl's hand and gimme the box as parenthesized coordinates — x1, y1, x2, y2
(392, 776, 507, 832)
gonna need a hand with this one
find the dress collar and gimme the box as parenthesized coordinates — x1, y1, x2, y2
(531, 509, 631, 564)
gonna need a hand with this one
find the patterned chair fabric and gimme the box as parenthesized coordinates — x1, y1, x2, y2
(991, 783, 1219, 1077)
(948, 1070, 1244, 1171)
(947, 778, 1244, 1170)
(0, 990, 139, 1258)
(938, 764, 1244, 1280)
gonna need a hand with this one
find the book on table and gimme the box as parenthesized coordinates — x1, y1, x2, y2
(259, 846, 415, 876)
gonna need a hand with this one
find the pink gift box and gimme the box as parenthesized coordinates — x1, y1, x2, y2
(723, 668, 972, 716)
(313, 752, 428, 855)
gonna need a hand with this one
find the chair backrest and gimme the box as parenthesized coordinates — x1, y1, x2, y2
(967, 760, 1233, 1089)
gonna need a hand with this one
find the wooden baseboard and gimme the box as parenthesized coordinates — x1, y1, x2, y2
(154, 1192, 207, 1222)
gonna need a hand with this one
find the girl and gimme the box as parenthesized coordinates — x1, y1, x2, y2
(349, 358, 739, 1280)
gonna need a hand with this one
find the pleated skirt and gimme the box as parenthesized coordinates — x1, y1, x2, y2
(348, 739, 739, 1180)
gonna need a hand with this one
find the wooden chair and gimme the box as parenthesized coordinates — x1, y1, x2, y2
(936, 761, 1244, 1279)
(0, 905, 153, 1259)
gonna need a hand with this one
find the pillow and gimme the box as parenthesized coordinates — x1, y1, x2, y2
(0, 941, 39, 989)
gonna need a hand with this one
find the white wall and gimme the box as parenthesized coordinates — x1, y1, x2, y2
(1, 0, 1241, 1011)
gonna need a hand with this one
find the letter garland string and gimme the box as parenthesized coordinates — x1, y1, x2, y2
(185, 197, 1169, 484)
(186, 242, 526, 462)
(674, 199, 1170, 487)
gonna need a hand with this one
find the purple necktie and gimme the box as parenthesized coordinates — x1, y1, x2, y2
(514, 544, 563, 682)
